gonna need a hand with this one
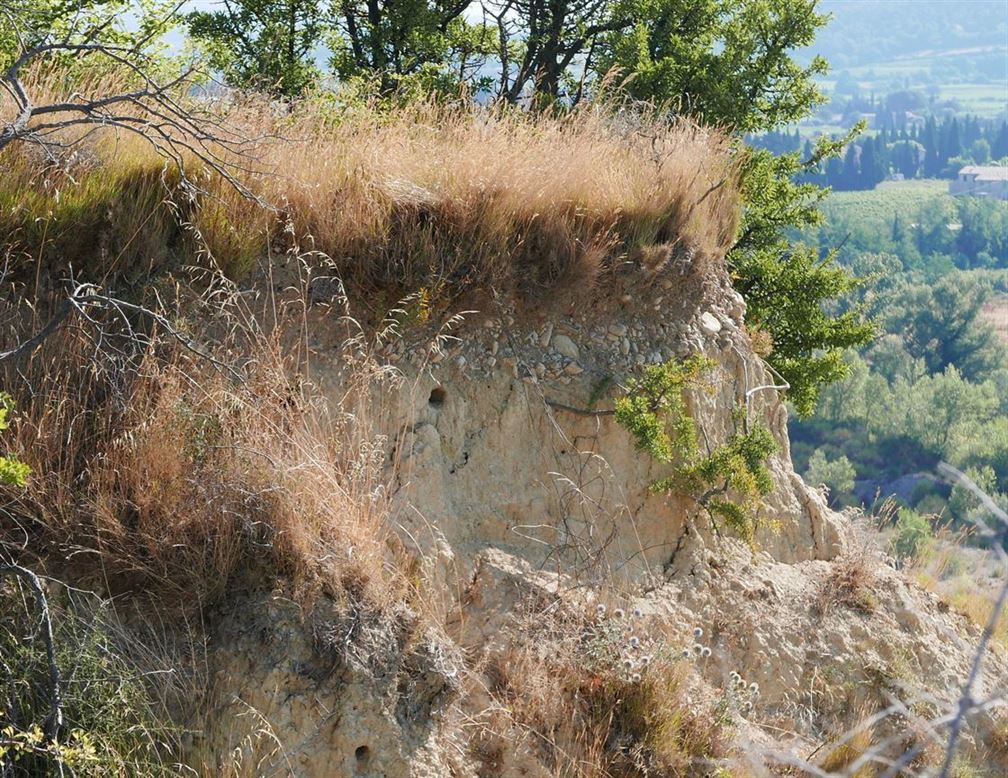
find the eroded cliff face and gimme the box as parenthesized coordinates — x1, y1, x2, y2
(191, 257, 1007, 776)
(351, 254, 850, 584)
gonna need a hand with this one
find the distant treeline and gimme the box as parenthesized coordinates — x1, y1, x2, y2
(750, 115, 1008, 191)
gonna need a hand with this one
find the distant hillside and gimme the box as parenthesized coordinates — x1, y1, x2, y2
(804, 0, 1008, 69)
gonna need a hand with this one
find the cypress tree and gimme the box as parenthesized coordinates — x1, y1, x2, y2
(923, 116, 941, 177)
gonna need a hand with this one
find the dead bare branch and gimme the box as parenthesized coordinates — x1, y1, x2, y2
(0, 563, 63, 743)
(0, 23, 267, 202)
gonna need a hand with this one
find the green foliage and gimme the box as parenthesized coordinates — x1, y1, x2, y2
(614, 355, 713, 464)
(730, 129, 876, 418)
(810, 182, 1008, 273)
(601, 0, 829, 133)
(187, 0, 492, 97)
(598, 0, 878, 425)
(958, 416, 1008, 494)
(659, 421, 778, 539)
(599, 0, 877, 418)
(2, 0, 180, 73)
(734, 241, 875, 418)
(805, 447, 856, 502)
(0, 394, 29, 487)
(890, 507, 934, 564)
(616, 358, 778, 540)
(0, 583, 177, 775)
(328, 0, 493, 96)
(875, 365, 998, 458)
(947, 465, 1008, 527)
(188, 0, 325, 96)
(881, 274, 1005, 382)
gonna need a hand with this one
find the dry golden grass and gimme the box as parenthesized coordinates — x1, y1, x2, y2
(472, 604, 732, 777)
(1, 66, 740, 308)
(817, 716, 878, 777)
(814, 548, 879, 617)
(908, 527, 1008, 649)
(0, 309, 405, 614)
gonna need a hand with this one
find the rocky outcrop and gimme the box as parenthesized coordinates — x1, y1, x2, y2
(192, 594, 466, 777)
(317, 257, 853, 589)
(190, 257, 1006, 776)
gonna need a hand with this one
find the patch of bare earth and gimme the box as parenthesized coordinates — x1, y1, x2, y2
(981, 294, 1008, 344)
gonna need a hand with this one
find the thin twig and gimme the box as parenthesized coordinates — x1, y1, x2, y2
(0, 564, 63, 741)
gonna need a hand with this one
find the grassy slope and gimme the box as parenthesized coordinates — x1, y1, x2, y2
(820, 178, 950, 234)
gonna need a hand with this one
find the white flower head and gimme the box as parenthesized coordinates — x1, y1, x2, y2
(749, 682, 759, 695)
(693, 627, 703, 639)
(628, 636, 640, 648)
(631, 673, 642, 683)
(692, 643, 703, 654)
(701, 646, 712, 658)
(632, 607, 643, 619)
(596, 604, 606, 616)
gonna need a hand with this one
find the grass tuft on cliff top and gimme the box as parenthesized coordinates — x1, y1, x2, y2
(0, 67, 740, 304)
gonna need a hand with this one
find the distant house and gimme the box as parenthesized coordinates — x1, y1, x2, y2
(949, 165, 1008, 200)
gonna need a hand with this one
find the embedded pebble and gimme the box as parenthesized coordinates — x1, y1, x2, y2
(700, 311, 722, 335)
(551, 335, 579, 360)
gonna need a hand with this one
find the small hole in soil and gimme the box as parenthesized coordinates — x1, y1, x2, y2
(428, 386, 446, 408)
(354, 745, 371, 771)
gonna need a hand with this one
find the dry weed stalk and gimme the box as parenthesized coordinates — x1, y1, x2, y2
(813, 546, 879, 617)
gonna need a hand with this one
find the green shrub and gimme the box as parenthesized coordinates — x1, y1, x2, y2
(0, 393, 29, 487)
(0, 578, 178, 775)
(614, 355, 713, 465)
(891, 508, 934, 564)
(616, 358, 777, 541)
(804, 447, 856, 504)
